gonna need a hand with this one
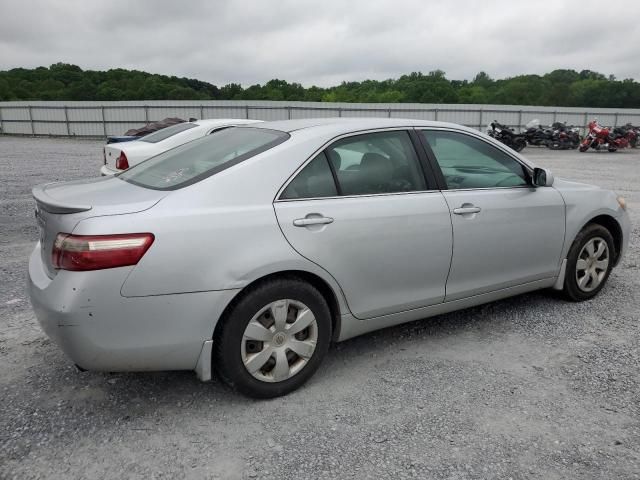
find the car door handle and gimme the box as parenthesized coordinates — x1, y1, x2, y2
(452, 206, 481, 215)
(293, 216, 334, 227)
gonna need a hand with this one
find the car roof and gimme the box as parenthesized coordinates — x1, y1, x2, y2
(255, 117, 467, 134)
(194, 118, 262, 127)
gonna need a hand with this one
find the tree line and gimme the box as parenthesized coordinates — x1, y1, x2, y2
(1, 63, 639, 108)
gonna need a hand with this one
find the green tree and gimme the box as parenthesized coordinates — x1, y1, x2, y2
(1, 64, 639, 108)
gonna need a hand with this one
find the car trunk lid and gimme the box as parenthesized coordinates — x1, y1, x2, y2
(104, 144, 124, 171)
(103, 142, 150, 171)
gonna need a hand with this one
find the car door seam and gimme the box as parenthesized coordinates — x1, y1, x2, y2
(552, 186, 570, 267)
(439, 192, 456, 301)
(271, 203, 353, 317)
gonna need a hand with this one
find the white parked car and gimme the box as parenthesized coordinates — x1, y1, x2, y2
(100, 118, 262, 175)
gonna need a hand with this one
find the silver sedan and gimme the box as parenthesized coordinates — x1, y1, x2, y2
(28, 118, 630, 398)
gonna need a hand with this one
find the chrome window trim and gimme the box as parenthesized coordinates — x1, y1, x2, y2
(276, 189, 445, 203)
(274, 126, 436, 203)
(441, 185, 536, 193)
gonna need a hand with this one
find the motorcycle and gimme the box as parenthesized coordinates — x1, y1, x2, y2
(524, 119, 554, 146)
(612, 123, 638, 148)
(627, 124, 640, 148)
(546, 122, 581, 150)
(487, 121, 527, 152)
(579, 119, 629, 152)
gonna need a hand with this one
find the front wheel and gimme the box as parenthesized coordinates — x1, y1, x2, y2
(213, 278, 332, 398)
(562, 224, 615, 302)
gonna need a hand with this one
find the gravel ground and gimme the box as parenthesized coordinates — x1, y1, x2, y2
(1, 136, 639, 479)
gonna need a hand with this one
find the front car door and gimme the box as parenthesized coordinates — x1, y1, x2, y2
(418, 128, 566, 302)
(274, 129, 453, 319)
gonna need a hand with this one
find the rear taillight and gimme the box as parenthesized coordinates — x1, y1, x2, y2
(115, 151, 129, 170)
(52, 233, 154, 271)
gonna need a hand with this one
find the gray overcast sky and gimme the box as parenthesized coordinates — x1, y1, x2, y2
(1, 0, 637, 86)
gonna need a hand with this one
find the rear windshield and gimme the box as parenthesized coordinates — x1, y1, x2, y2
(118, 127, 289, 190)
(139, 122, 197, 143)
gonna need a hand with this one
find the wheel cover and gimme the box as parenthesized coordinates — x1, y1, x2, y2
(575, 237, 609, 293)
(241, 299, 318, 383)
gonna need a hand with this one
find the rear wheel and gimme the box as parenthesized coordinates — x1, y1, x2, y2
(608, 147, 617, 152)
(513, 138, 527, 152)
(562, 224, 615, 301)
(213, 278, 332, 398)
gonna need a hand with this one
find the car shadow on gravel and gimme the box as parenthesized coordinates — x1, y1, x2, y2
(15, 288, 564, 406)
(15, 288, 577, 398)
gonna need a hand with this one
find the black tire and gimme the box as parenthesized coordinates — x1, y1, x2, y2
(562, 224, 615, 302)
(608, 147, 617, 152)
(213, 277, 332, 398)
(579, 144, 589, 152)
(512, 138, 526, 152)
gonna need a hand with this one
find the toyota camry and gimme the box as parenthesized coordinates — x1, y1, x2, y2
(29, 118, 630, 398)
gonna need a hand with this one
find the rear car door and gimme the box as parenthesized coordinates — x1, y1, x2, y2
(274, 129, 453, 320)
(418, 129, 566, 301)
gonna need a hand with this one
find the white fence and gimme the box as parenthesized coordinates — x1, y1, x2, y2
(1, 100, 640, 137)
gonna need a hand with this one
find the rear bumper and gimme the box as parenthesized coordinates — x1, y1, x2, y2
(28, 245, 239, 373)
(100, 165, 118, 176)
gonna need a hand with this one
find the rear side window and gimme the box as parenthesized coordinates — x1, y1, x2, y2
(119, 127, 289, 190)
(279, 130, 429, 200)
(139, 122, 197, 143)
(281, 152, 337, 199)
(327, 131, 426, 196)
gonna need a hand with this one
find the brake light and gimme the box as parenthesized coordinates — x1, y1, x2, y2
(116, 151, 129, 170)
(52, 233, 154, 271)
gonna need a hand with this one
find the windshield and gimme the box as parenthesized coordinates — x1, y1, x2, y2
(139, 122, 197, 143)
(118, 127, 289, 190)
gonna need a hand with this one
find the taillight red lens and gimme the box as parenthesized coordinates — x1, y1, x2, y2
(52, 233, 154, 271)
(115, 151, 129, 170)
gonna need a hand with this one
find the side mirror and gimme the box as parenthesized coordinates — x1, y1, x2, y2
(532, 167, 554, 187)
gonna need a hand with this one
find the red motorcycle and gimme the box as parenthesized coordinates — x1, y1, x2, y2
(613, 123, 638, 148)
(579, 120, 629, 152)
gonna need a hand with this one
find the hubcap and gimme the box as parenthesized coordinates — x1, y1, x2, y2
(575, 237, 609, 292)
(241, 299, 318, 383)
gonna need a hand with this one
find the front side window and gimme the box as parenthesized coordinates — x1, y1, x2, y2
(139, 122, 197, 143)
(326, 131, 426, 196)
(119, 127, 289, 190)
(420, 130, 529, 189)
